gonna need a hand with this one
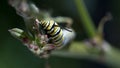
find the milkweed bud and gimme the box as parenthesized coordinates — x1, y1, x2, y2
(8, 28, 24, 39)
(8, 28, 32, 44)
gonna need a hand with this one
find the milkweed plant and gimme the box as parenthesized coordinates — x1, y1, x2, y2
(8, 0, 76, 58)
(8, 0, 120, 68)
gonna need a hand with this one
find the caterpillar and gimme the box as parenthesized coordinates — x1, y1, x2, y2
(36, 19, 64, 47)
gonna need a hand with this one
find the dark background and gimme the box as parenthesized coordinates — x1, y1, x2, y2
(0, 0, 120, 68)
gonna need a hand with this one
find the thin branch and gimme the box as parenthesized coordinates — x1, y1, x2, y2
(74, 0, 96, 38)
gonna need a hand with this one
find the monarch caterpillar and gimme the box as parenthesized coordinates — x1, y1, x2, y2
(36, 19, 64, 47)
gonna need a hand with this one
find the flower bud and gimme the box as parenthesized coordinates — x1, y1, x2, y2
(8, 28, 24, 39)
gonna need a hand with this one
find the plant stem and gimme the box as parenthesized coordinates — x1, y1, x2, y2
(74, 0, 96, 38)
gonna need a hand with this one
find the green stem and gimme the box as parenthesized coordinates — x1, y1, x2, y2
(74, 0, 96, 38)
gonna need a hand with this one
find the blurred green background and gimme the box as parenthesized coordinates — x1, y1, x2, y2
(0, 0, 120, 68)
